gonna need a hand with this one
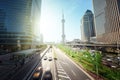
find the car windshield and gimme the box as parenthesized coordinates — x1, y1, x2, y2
(0, 0, 120, 80)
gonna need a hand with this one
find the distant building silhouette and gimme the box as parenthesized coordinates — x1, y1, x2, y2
(81, 10, 95, 42)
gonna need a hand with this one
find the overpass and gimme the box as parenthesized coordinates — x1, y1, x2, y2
(66, 43, 120, 54)
(66, 43, 118, 47)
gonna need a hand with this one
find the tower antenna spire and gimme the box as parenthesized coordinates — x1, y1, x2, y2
(62, 9, 64, 19)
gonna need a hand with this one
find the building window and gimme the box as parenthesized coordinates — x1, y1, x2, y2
(117, 0, 120, 14)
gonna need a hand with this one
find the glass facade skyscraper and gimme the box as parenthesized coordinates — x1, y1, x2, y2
(0, 9, 6, 32)
(81, 10, 96, 42)
(0, 0, 41, 50)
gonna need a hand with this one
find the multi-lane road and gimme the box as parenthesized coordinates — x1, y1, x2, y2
(4, 46, 94, 80)
(54, 47, 93, 80)
(41, 48, 56, 80)
(28, 46, 93, 80)
(39, 46, 93, 80)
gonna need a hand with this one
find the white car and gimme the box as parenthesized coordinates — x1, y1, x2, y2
(44, 56, 47, 60)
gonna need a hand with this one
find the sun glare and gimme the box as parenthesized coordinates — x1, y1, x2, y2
(40, 8, 58, 36)
(40, 16, 53, 34)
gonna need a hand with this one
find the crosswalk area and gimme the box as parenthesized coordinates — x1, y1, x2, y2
(56, 62, 71, 80)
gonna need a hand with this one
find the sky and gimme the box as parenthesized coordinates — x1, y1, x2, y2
(40, 0, 93, 42)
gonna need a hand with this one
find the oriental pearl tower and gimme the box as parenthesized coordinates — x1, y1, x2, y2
(61, 12, 65, 44)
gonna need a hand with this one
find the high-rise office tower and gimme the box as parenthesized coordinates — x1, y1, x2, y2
(0, 0, 41, 50)
(81, 10, 95, 42)
(0, 9, 6, 32)
(31, 0, 41, 37)
(31, 0, 42, 48)
(61, 13, 66, 44)
(93, 0, 120, 44)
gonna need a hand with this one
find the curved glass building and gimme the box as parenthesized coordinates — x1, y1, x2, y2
(0, 0, 41, 51)
(81, 10, 96, 42)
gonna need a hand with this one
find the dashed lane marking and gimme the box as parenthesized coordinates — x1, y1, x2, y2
(57, 69, 64, 72)
(57, 71, 66, 75)
(56, 48, 94, 80)
(58, 75, 70, 79)
(71, 70, 76, 76)
(56, 62, 71, 80)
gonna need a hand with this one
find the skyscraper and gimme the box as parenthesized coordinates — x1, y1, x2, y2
(81, 10, 95, 42)
(0, 0, 41, 50)
(0, 9, 6, 32)
(31, 0, 41, 37)
(93, 0, 120, 44)
(31, 0, 42, 48)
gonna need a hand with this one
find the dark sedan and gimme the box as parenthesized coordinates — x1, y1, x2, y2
(42, 68, 52, 80)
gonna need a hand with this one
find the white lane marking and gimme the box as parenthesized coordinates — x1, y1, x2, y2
(57, 69, 64, 72)
(56, 48, 94, 80)
(58, 71, 66, 75)
(61, 61, 70, 67)
(57, 66, 62, 69)
(60, 61, 69, 65)
(58, 75, 70, 79)
(57, 62, 71, 80)
(71, 70, 76, 76)
(57, 64, 62, 68)
(51, 48, 56, 80)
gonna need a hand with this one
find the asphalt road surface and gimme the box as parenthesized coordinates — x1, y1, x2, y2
(7, 47, 50, 80)
(6, 46, 93, 80)
(54, 47, 93, 80)
(9, 53, 41, 80)
(41, 48, 55, 80)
